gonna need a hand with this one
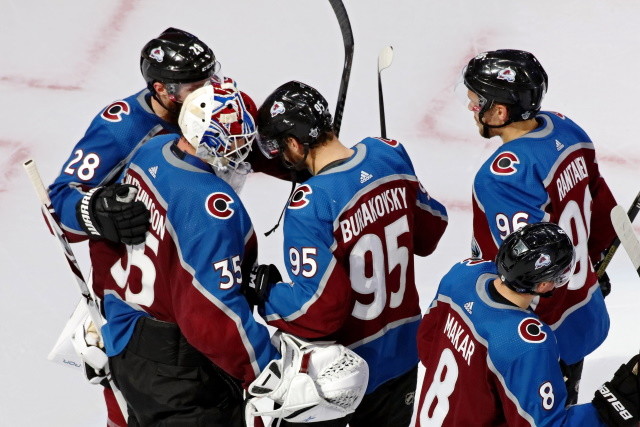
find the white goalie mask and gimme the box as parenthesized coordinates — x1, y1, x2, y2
(178, 78, 256, 174)
(245, 333, 369, 425)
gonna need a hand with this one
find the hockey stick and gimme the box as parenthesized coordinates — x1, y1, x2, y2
(597, 190, 640, 278)
(377, 45, 394, 138)
(328, 0, 354, 137)
(23, 159, 129, 419)
(611, 205, 640, 275)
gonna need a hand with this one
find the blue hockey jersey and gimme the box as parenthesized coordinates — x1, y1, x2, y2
(262, 137, 448, 393)
(96, 134, 278, 387)
(472, 111, 616, 364)
(416, 259, 606, 426)
(49, 89, 179, 240)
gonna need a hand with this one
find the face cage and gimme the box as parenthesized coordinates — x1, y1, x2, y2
(197, 126, 256, 174)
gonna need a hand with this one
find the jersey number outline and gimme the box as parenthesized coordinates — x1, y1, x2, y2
(420, 348, 459, 425)
(64, 149, 101, 181)
(349, 215, 409, 320)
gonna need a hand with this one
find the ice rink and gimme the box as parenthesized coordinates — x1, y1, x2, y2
(2, 0, 639, 425)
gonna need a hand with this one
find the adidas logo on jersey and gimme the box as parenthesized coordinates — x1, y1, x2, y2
(464, 302, 474, 314)
(148, 166, 158, 178)
(360, 171, 373, 184)
(555, 139, 564, 151)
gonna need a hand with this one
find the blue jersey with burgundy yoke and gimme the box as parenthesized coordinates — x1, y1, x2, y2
(262, 137, 448, 393)
(472, 111, 616, 364)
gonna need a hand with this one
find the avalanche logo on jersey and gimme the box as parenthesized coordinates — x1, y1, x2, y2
(490, 151, 520, 175)
(375, 137, 399, 147)
(534, 253, 551, 269)
(497, 67, 516, 82)
(518, 318, 547, 343)
(150, 46, 164, 62)
(205, 192, 235, 219)
(101, 101, 130, 123)
(270, 101, 285, 117)
(288, 185, 312, 209)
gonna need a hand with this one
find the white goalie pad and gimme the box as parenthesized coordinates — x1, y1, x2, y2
(245, 333, 369, 425)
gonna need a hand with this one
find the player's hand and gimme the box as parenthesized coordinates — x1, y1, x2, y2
(76, 184, 150, 245)
(592, 354, 639, 426)
(243, 264, 282, 306)
(594, 259, 612, 297)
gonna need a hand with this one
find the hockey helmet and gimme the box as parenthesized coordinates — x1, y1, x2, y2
(464, 49, 548, 122)
(256, 81, 333, 159)
(496, 222, 576, 294)
(178, 79, 256, 173)
(140, 28, 219, 90)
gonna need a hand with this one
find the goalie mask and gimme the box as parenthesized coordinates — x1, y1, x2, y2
(178, 79, 256, 173)
(245, 333, 369, 425)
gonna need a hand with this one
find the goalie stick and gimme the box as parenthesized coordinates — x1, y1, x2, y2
(597, 190, 640, 278)
(328, 0, 354, 137)
(377, 45, 394, 138)
(611, 205, 640, 276)
(23, 159, 129, 419)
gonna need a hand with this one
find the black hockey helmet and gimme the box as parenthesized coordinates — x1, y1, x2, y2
(464, 49, 548, 122)
(496, 222, 575, 294)
(256, 81, 333, 159)
(140, 28, 218, 89)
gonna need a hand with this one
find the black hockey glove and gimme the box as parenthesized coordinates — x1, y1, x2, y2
(243, 264, 282, 306)
(594, 259, 612, 298)
(76, 184, 149, 245)
(592, 354, 639, 426)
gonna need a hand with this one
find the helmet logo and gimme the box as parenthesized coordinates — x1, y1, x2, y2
(534, 253, 551, 269)
(497, 67, 516, 83)
(490, 151, 520, 175)
(205, 192, 235, 219)
(518, 318, 547, 343)
(270, 101, 286, 117)
(149, 47, 164, 63)
(309, 127, 319, 138)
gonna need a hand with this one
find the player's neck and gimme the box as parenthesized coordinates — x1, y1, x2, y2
(150, 95, 178, 124)
(307, 138, 354, 175)
(499, 118, 539, 144)
(493, 278, 534, 309)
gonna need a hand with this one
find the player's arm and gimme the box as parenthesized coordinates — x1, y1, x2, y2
(413, 180, 448, 256)
(172, 203, 278, 387)
(49, 121, 129, 240)
(261, 202, 352, 338)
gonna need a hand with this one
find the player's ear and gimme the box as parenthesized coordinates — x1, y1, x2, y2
(496, 104, 510, 123)
(536, 281, 555, 294)
(153, 81, 167, 96)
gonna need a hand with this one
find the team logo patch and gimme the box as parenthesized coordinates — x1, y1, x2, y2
(550, 111, 566, 119)
(150, 46, 164, 62)
(518, 318, 547, 343)
(270, 101, 286, 117)
(534, 253, 551, 269)
(101, 101, 130, 122)
(205, 192, 235, 219)
(490, 151, 520, 175)
(288, 185, 312, 209)
(497, 67, 516, 82)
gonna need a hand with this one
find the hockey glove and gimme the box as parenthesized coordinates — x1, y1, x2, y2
(243, 264, 282, 306)
(76, 184, 149, 245)
(592, 354, 639, 426)
(594, 259, 612, 298)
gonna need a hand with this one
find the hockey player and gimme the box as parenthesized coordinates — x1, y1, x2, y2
(95, 82, 279, 426)
(463, 49, 618, 403)
(416, 222, 639, 427)
(249, 81, 449, 426)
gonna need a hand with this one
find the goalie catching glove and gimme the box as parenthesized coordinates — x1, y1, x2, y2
(244, 333, 369, 425)
(592, 354, 639, 426)
(76, 184, 149, 245)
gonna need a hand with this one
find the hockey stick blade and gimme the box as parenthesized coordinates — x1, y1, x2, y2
(596, 190, 640, 278)
(328, 0, 354, 137)
(611, 205, 640, 275)
(377, 46, 393, 138)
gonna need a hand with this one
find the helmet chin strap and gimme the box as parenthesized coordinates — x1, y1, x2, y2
(478, 104, 513, 138)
